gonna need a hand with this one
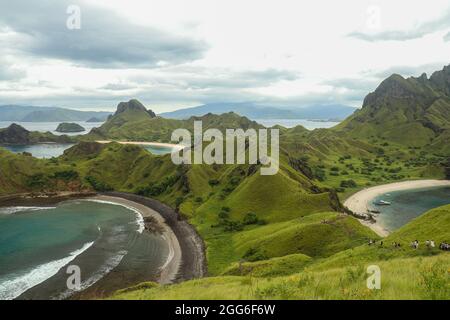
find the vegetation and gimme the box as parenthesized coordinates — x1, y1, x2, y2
(2, 65, 450, 300)
(55, 122, 85, 133)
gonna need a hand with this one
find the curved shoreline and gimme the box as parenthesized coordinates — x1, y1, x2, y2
(0, 191, 207, 298)
(101, 192, 207, 282)
(90, 195, 182, 285)
(344, 179, 450, 237)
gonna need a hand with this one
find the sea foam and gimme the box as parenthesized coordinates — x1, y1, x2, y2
(0, 241, 94, 300)
(85, 199, 145, 233)
(0, 206, 56, 215)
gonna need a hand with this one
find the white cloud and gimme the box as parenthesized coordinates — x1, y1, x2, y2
(0, 0, 449, 112)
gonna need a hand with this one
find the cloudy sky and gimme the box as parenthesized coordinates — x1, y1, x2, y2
(0, 0, 449, 112)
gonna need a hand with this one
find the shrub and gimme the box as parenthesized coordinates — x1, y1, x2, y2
(218, 211, 230, 219)
(208, 179, 220, 186)
(85, 175, 113, 191)
(340, 179, 357, 188)
(243, 247, 268, 262)
(195, 197, 203, 203)
(243, 212, 259, 225)
(53, 170, 79, 181)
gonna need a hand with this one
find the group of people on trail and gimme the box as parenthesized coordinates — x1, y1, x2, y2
(411, 240, 420, 249)
(368, 238, 449, 251)
(439, 242, 450, 251)
(392, 241, 401, 248)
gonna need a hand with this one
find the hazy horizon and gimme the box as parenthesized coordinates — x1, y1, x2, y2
(1, 0, 449, 112)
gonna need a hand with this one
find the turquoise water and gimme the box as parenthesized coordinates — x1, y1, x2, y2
(1, 143, 175, 158)
(372, 186, 450, 232)
(0, 200, 169, 299)
(1, 143, 75, 158)
(142, 145, 175, 155)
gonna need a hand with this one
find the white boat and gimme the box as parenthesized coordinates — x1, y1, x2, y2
(374, 200, 391, 206)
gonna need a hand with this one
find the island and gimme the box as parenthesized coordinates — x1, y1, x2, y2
(55, 122, 86, 133)
(86, 117, 103, 123)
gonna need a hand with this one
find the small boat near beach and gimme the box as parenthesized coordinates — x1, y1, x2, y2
(374, 200, 391, 206)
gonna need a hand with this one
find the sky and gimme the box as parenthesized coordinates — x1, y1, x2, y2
(0, 0, 449, 112)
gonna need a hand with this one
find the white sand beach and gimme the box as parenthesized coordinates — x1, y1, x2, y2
(344, 180, 450, 237)
(90, 195, 182, 284)
(96, 140, 184, 151)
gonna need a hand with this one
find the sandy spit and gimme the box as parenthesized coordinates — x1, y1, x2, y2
(344, 179, 450, 237)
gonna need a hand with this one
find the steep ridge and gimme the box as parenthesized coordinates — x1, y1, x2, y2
(336, 65, 450, 151)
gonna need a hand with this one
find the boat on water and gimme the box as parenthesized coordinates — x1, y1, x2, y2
(369, 209, 381, 213)
(374, 200, 391, 206)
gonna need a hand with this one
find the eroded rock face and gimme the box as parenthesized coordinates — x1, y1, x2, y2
(114, 99, 156, 118)
(0, 123, 31, 144)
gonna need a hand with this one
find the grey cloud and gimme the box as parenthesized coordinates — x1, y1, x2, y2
(0, 81, 362, 113)
(186, 69, 300, 89)
(445, 32, 450, 41)
(0, 0, 207, 68)
(367, 63, 448, 79)
(348, 9, 450, 42)
(323, 78, 379, 92)
(127, 67, 300, 90)
(100, 83, 136, 91)
(0, 62, 26, 81)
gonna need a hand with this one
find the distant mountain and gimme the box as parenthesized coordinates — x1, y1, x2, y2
(159, 103, 356, 120)
(86, 117, 103, 123)
(0, 105, 112, 122)
(336, 64, 450, 150)
(87, 99, 262, 142)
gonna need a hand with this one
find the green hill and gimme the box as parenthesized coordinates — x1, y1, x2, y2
(56, 122, 85, 133)
(335, 65, 450, 153)
(0, 123, 74, 145)
(110, 204, 450, 300)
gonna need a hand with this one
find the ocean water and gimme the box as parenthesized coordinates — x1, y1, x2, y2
(141, 145, 176, 155)
(0, 200, 169, 300)
(1, 143, 175, 159)
(1, 143, 75, 158)
(0, 121, 104, 136)
(371, 186, 450, 232)
(254, 119, 340, 129)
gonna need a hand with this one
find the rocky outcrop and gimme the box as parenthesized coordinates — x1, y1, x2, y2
(113, 99, 156, 118)
(0, 123, 32, 144)
(55, 122, 85, 133)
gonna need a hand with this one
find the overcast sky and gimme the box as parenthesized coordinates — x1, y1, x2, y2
(0, 0, 449, 112)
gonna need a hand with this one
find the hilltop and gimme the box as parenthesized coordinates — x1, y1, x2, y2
(336, 65, 450, 152)
(85, 99, 263, 142)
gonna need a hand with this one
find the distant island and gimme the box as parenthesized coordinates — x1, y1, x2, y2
(0, 105, 111, 122)
(55, 122, 85, 133)
(86, 117, 103, 123)
(159, 102, 356, 120)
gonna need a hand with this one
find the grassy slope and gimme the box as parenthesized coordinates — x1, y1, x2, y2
(0, 148, 83, 194)
(110, 253, 449, 300)
(110, 204, 450, 300)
